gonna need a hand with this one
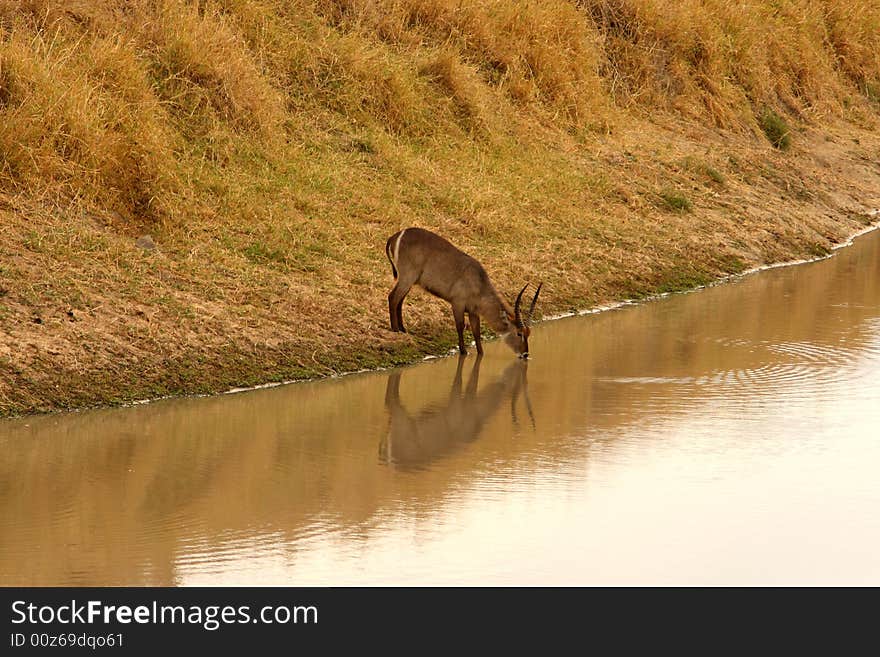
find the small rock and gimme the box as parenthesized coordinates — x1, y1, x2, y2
(135, 235, 156, 250)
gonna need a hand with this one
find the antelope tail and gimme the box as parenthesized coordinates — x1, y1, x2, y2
(385, 233, 398, 279)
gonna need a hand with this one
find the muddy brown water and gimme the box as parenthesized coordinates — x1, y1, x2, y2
(2, 230, 880, 585)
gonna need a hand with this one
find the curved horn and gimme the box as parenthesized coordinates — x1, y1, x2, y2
(514, 284, 528, 329)
(526, 282, 542, 327)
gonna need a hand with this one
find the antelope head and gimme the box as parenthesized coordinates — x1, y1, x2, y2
(505, 282, 542, 358)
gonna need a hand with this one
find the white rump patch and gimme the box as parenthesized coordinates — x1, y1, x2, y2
(392, 228, 407, 275)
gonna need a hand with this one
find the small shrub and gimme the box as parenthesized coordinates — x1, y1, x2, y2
(759, 109, 791, 150)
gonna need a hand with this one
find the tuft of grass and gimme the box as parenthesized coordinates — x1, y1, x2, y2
(419, 48, 487, 131)
(682, 156, 726, 186)
(659, 190, 693, 213)
(806, 242, 831, 258)
(243, 242, 286, 265)
(760, 109, 792, 150)
(718, 254, 747, 274)
(705, 166, 726, 185)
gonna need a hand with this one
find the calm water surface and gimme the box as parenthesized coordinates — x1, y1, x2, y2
(2, 230, 880, 585)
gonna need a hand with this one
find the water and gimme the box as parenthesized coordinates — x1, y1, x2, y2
(2, 230, 879, 586)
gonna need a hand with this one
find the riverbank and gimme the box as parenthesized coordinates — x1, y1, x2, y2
(3, 121, 877, 418)
(2, 1, 880, 417)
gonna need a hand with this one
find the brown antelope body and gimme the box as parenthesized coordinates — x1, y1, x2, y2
(385, 227, 541, 357)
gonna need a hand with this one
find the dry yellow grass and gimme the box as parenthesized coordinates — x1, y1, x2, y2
(1, 0, 879, 415)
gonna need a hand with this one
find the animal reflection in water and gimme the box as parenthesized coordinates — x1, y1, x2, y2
(380, 356, 534, 470)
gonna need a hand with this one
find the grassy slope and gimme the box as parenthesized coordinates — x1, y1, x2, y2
(1, 0, 879, 416)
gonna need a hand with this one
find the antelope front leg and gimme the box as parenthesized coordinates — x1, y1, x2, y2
(469, 312, 483, 356)
(452, 306, 468, 355)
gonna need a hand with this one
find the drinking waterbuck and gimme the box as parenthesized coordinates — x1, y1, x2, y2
(385, 227, 541, 357)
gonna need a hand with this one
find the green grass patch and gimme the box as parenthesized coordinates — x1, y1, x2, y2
(717, 253, 747, 274)
(656, 270, 714, 294)
(683, 156, 726, 186)
(243, 241, 287, 265)
(659, 190, 693, 213)
(759, 109, 791, 150)
(705, 166, 725, 185)
(806, 242, 831, 258)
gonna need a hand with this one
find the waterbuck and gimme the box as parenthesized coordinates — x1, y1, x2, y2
(385, 227, 541, 357)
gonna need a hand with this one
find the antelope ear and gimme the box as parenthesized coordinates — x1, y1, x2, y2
(505, 312, 515, 322)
